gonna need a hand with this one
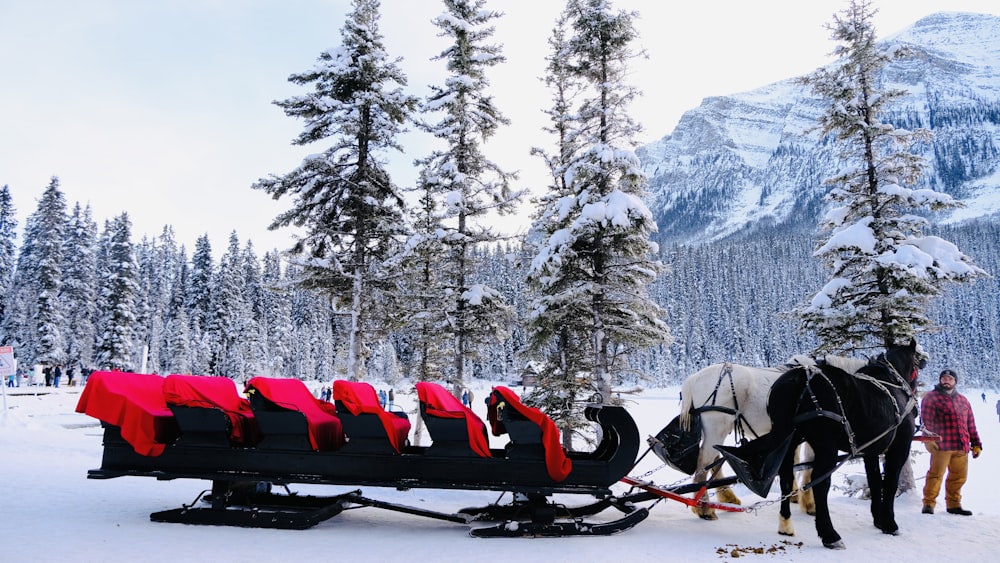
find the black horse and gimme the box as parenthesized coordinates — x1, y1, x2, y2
(718, 338, 921, 549)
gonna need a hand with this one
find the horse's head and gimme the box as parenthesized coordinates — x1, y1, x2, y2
(882, 337, 922, 389)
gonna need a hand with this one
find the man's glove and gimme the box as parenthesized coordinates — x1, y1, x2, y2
(972, 445, 982, 459)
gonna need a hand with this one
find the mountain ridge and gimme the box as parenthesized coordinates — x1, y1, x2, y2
(639, 11, 1000, 244)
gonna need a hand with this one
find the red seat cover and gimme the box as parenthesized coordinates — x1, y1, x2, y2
(75, 371, 177, 456)
(163, 374, 259, 446)
(488, 386, 572, 482)
(333, 380, 411, 453)
(415, 382, 491, 458)
(244, 377, 344, 450)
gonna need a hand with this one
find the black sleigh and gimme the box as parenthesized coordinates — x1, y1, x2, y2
(77, 371, 647, 537)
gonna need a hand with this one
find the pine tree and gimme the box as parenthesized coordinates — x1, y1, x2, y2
(185, 235, 214, 336)
(208, 232, 250, 378)
(796, 0, 986, 354)
(62, 203, 98, 370)
(526, 0, 670, 419)
(253, 0, 416, 381)
(412, 0, 522, 396)
(21, 177, 70, 366)
(397, 169, 454, 384)
(261, 250, 295, 376)
(0, 185, 17, 341)
(95, 213, 140, 371)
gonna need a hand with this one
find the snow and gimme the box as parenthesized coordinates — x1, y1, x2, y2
(3, 380, 999, 562)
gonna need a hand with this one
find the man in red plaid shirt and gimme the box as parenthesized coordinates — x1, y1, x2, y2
(921, 368, 983, 515)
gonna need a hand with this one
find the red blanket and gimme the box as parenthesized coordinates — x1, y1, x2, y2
(244, 377, 344, 451)
(415, 382, 491, 458)
(488, 386, 572, 482)
(163, 375, 259, 446)
(333, 380, 411, 453)
(75, 371, 179, 456)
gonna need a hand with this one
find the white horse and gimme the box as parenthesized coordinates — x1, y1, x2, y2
(679, 362, 815, 522)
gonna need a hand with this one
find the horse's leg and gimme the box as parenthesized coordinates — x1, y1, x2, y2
(873, 433, 912, 535)
(863, 454, 885, 529)
(713, 459, 742, 505)
(690, 413, 729, 520)
(796, 443, 816, 515)
(777, 442, 797, 537)
(810, 443, 844, 549)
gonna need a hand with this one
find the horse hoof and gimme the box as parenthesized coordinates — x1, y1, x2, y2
(698, 512, 718, 521)
(823, 540, 846, 550)
(882, 529, 900, 536)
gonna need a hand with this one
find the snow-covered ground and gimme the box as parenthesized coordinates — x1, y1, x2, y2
(2, 379, 997, 562)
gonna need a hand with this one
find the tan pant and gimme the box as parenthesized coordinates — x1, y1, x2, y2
(922, 445, 969, 509)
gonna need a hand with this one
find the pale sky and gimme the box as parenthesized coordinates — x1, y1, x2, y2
(2, 0, 998, 256)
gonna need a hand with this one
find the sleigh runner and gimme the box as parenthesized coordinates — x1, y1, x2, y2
(78, 371, 648, 537)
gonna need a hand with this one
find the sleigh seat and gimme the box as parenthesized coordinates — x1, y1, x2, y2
(487, 386, 572, 482)
(333, 380, 411, 454)
(75, 371, 180, 456)
(244, 377, 345, 451)
(415, 382, 491, 458)
(163, 374, 260, 447)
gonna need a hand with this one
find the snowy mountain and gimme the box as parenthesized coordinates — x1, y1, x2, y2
(639, 12, 1000, 244)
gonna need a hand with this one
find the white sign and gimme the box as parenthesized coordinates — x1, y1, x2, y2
(0, 346, 13, 377)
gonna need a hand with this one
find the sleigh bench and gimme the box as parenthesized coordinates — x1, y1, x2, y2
(164, 374, 259, 448)
(487, 386, 572, 482)
(75, 371, 180, 456)
(416, 381, 492, 458)
(333, 380, 411, 454)
(245, 377, 345, 451)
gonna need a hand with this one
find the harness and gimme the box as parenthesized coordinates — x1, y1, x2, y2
(691, 363, 765, 444)
(794, 354, 918, 489)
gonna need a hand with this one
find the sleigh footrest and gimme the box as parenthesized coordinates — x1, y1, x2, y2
(150, 494, 354, 530)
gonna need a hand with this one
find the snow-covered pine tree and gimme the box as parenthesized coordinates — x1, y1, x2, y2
(261, 250, 295, 377)
(95, 213, 140, 371)
(413, 0, 522, 396)
(185, 235, 214, 339)
(396, 168, 454, 384)
(143, 227, 181, 374)
(62, 203, 98, 371)
(164, 244, 193, 374)
(527, 0, 669, 412)
(240, 241, 267, 378)
(253, 0, 416, 381)
(0, 185, 17, 341)
(209, 232, 251, 379)
(6, 177, 72, 368)
(796, 0, 986, 354)
(523, 8, 596, 444)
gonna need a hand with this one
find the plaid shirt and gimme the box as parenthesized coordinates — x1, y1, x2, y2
(920, 386, 982, 452)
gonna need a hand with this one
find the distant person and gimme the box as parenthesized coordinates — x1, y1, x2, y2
(982, 392, 987, 403)
(921, 368, 982, 516)
(43, 365, 52, 386)
(467, 389, 474, 408)
(53, 364, 62, 388)
(378, 389, 387, 409)
(387, 388, 395, 409)
(462, 389, 469, 406)
(66, 365, 76, 387)
(995, 399, 1000, 423)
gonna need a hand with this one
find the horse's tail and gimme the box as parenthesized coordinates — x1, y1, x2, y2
(679, 375, 699, 432)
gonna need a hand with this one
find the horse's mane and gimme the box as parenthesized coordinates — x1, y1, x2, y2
(785, 354, 868, 375)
